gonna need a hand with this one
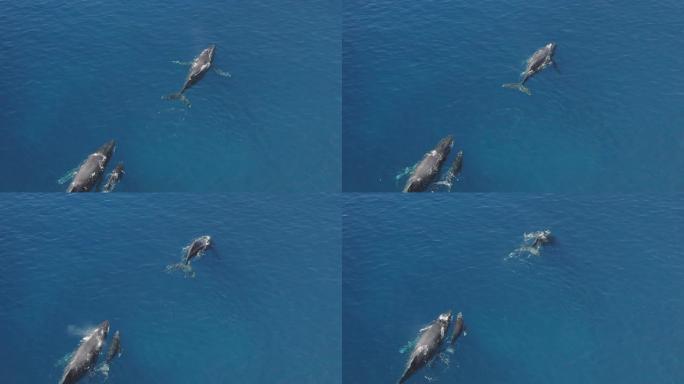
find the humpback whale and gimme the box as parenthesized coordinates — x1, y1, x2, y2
(183, 235, 212, 265)
(103, 163, 125, 193)
(434, 150, 463, 191)
(67, 140, 116, 193)
(502, 42, 557, 95)
(446, 150, 463, 181)
(163, 44, 230, 107)
(449, 312, 466, 345)
(508, 229, 553, 258)
(403, 136, 454, 192)
(398, 311, 452, 384)
(60, 320, 109, 384)
(527, 229, 553, 249)
(105, 330, 121, 364)
(166, 235, 212, 277)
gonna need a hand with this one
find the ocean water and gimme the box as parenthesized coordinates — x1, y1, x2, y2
(0, 0, 340, 192)
(0, 194, 341, 383)
(343, 0, 684, 192)
(343, 194, 684, 383)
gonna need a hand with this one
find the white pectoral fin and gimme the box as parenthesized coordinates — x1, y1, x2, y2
(58, 166, 80, 185)
(396, 163, 418, 181)
(401, 334, 422, 354)
(54, 351, 75, 367)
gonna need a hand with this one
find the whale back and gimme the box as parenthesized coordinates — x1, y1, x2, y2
(186, 45, 215, 83)
(403, 135, 453, 192)
(106, 330, 121, 363)
(526, 43, 555, 73)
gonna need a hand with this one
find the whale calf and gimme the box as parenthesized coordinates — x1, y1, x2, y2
(503, 42, 557, 95)
(434, 150, 463, 191)
(398, 311, 452, 383)
(67, 140, 116, 193)
(60, 320, 110, 384)
(445, 150, 463, 183)
(449, 312, 466, 345)
(403, 135, 453, 192)
(105, 330, 121, 364)
(103, 163, 125, 193)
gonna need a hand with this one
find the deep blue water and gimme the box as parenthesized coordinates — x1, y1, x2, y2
(0, 0, 340, 192)
(343, 194, 684, 383)
(343, 0, 684, 192)
(0, 194, 341, 383)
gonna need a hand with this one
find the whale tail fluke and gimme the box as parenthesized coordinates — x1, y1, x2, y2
(162, 92, 191, 108)
(165, 262, 196, 278)
(502, 82, 532, 95)
(506, 245, 541, 260)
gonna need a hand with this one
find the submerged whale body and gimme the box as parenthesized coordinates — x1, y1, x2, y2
(103, 163, 125, 193)
(449, 312, 466, 345)
(60, 320, 109, 384)
(446, 150, 463, 182)
(67, 140, 116, 193)
(105, 330, 121, 364)
(434, 149, 463, 191)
